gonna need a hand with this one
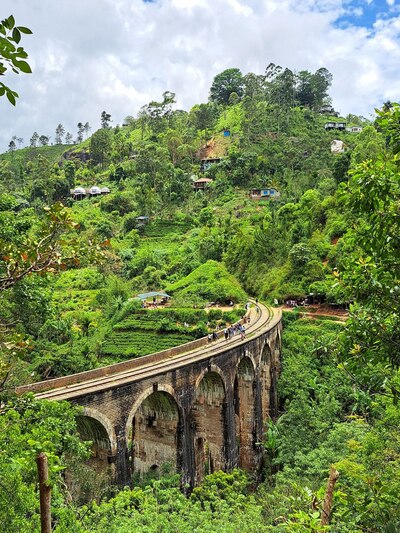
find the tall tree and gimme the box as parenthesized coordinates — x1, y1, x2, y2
(100, 111, 112, 129)
(209, 68, 244, 105)
(76, 122, 84, 143)
(65, 132, 73, 144)
(90, 128, 112, 167)
(337, 103, 400, 396)
(55, 123, 65, 145)
(83, 121, 91, 138)
(30, 131, 39, 148)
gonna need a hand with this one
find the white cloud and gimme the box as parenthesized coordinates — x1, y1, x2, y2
(1, 0, 400, 150)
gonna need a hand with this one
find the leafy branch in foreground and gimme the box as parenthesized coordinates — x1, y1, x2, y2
(0, 15, 32, 105)
(0, 203, 79, 291)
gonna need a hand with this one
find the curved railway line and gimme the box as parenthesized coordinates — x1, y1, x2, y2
(18, 302, 280, 402)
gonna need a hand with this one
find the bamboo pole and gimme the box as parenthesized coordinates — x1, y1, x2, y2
(36, 452, 51, 533)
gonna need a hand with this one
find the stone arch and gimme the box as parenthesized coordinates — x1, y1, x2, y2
(75, 407, 116, 476)
(126, 385, 182, 478)
(194, 363, 227, 390)
(191, 370, 227, 484)
(234, 356, 256, 471)
(259, 342, 272, 424)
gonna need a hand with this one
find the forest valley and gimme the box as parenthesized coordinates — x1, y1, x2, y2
(0, 63, 399, 532)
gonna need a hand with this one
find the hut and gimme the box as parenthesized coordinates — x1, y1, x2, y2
(89, 186, 102, 197)
(193, 177, 213, 191)
(72, 187, 87, 200)
(101, 187, 111, 195)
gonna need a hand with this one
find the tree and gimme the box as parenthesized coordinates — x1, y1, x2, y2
(90, 128, 112, 167)
(55, 123, 65, 144)
(336, 103, 400, 395)
(209, 68, 244, 105)
(30, 131, 39, 148)
(139, 92, 176, 135)
(8, 138, 16, 152)
(76, 122, 84, 143)
(39, 135, 50, 146)
(0, 15, 32, 105)
(100, 110, 112, 129)
(83, 121, 91, 138)
(0, 203, 77, 292)
(65, 132, 73, 144)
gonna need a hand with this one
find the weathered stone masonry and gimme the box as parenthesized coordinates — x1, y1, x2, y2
(21, 307, 282, 489)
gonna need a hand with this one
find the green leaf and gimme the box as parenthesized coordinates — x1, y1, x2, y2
(6, 90, 16, 106)
(12, 27, 21, 44)
(13, 60, 31, 74)
(17, 26, 33, 35)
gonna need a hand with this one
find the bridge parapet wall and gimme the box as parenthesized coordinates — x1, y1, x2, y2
(17, 304, 272, 396)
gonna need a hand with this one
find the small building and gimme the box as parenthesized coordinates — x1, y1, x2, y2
(136, 216, 149, 227)
(101, 187, 111, 194)
(89, 186, 102, 197)
(346, 126, 363, 133)
(193, 177, 213, 191)
(319, 106, 339, 116)
(324, 121, 347, 131)
(200, 158, 221, 172)
(72, 187, 87, 200)
(250, 188, 280, 200)
(331, 139, 345, 154)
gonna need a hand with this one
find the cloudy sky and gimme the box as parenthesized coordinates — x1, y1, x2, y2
(1, 0, 399, 151)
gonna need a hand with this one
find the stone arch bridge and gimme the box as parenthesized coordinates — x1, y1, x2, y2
(18, 303, 282, 489)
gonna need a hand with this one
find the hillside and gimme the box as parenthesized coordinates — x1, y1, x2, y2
(1, 66, 399, 531)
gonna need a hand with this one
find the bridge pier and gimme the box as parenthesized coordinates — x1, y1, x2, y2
(23, 306, 282, 490)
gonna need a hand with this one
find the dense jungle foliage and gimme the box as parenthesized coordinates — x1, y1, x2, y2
(1, 64, 399, 531)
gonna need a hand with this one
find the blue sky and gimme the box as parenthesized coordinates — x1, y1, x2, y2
(1, 0, 400, 151)
(336, 0, 399, 28)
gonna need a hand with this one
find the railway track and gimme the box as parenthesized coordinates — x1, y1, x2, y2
(19, 302, 280, 402)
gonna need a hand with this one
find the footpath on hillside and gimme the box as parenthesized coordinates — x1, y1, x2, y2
(282, 304, 348, 322)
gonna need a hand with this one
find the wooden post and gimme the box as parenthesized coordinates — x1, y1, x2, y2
(320, 467, 339, 529)
(36, 452, 51, 533)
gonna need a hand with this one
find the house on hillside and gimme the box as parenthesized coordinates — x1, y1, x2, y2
(193, 177, 213, 191)
(325, 121, 347, 131)
(319, 106, 339, 116)
(346, 126, 363, 133)
(70, 186, 111, 200)
(250, 188, 280, 200)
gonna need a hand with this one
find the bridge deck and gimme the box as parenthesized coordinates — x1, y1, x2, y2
(19, 303, 281, 402)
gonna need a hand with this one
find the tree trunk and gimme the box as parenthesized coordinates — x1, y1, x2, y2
(320, 467, 339, 529)
(36, 452, 51, 533)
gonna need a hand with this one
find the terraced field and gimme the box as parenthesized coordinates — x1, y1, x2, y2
(101, 330, 194, 358)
